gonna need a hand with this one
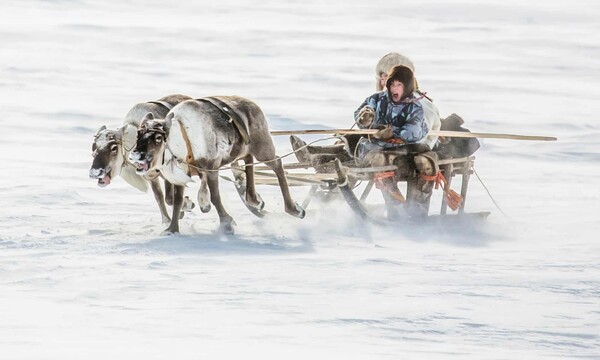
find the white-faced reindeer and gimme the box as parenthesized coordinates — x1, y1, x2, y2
(129, 96, 305, 235)
(89, 94, 204, 223)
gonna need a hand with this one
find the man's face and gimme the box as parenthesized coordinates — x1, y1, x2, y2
(379, 73, 388, 89)
(389, 80, 404, 102)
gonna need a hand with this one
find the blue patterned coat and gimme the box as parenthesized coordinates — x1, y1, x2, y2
(354, 91, 428, 144)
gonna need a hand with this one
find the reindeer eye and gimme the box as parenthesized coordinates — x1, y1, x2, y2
(110, 144, 118, 153)
(155, 134, 163, 143)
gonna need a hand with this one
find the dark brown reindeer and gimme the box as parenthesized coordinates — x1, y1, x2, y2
(129, 96, 305, 235)
(89, 94, 205, 223)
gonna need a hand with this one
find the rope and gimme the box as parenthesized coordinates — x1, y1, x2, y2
(473, 167, 508, 217)
(119, 141, 141, 170)
(178, 135, 345, 173)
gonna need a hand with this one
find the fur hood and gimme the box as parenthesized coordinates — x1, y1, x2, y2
(375, 52, 415, 91)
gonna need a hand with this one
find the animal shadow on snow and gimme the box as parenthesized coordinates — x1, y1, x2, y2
(119, 230, 314, 256)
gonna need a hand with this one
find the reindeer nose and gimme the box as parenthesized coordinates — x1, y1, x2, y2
(89, 168, 105, 179)
(129, 151, 141, 162)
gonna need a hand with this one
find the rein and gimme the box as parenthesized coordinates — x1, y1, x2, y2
(120, 141, 137, 169)
(162, 135, 344, 175)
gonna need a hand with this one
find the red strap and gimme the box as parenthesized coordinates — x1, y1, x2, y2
(422, 171, 463, 211)
(374, 171, 406, 203)
(374, 171, 395, 182)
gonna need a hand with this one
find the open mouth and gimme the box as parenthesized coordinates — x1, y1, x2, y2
(97, 173, 111, 187)
(91, 167, 112, 187)
(135, 162, 149, 174)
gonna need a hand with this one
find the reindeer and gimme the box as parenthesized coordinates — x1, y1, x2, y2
(89, 94, 209, 223)
(129, 96, 305, 235)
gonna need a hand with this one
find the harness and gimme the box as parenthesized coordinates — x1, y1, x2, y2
(147, 100, 175, 111)
(166, 97, 251, 176)
(91, 130, 146, 182)
(196, 97, 250, 145)
(174, 119, 198, 176)
(143, 97, 253, 177)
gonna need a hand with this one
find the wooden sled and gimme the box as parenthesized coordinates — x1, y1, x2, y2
(228, 140, 490, 224)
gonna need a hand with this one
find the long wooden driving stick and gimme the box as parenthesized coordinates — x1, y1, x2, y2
(270, 129, 557, 141)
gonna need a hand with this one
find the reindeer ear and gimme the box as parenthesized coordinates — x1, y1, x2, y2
(139, 113, 154, 128)
(114, 129, 123, 142)
(119, 124, 137, 149)
(164, 112, 174, 133)
(143, 112, 154, 121)
(118, 124, 127, 136)
(95, 125, 107, 137)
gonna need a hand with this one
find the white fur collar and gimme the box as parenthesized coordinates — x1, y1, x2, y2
(159, 147, 194, 186)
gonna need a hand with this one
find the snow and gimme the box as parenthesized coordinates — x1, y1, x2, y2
(1, 0, 599, 358)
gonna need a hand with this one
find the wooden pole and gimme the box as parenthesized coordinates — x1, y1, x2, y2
(270, 128, 557, 141)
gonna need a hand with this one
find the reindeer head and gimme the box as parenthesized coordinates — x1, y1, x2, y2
(129, 113, 171, 178)
(89, 125, 125, 187)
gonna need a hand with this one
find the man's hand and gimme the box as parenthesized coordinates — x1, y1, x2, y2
(373, 125, 394, 141)
(357, 106, 375, 127)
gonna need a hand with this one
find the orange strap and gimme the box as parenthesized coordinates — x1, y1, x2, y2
(177, 120, 199, 176)
(374, 171, 395, 182)
(374, 171, 405, 203)
(422, 171, 463, 211)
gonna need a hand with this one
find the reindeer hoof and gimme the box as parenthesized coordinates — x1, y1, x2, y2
(247, 199, 265, 212)
(182, 196, 195, 212)
(200, 203, 211, 213)
(287, 203, 306, 219)
(219, 222, 235, 235)
(161, 228, 179, 236)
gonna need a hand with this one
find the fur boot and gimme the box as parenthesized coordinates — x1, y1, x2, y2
(405, 151, 439, 218)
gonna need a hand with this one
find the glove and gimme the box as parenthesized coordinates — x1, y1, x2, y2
(373, 125, 394, 141)
(357, 106, 375, 127)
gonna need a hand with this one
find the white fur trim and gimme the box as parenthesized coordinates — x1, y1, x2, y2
(160, 156, 193, 186)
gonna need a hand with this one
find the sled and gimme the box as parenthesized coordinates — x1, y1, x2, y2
(226, 128, 555, 223)
(228, 140, 487, 223)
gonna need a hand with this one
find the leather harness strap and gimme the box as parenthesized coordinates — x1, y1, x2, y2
(196, 97, 250, 145)
(177, 120, 194, 164)
(153, 97, 250, 177)
(147, 100, 175, 111)
(147, 99, 195, 173)
(176, 119, 198, 176)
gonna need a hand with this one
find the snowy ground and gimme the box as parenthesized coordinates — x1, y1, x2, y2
(1, 0, 599, 359)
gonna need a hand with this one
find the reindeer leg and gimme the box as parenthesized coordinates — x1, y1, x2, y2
(242, 154, 264, 211)
(150, 178, 171, 223)
(164, 179, 174, 206)
(197, 171, 211, 213)
(206, 170, 235, 235)
(261, 156, 305, 219)
(163, 185, 184, 235)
